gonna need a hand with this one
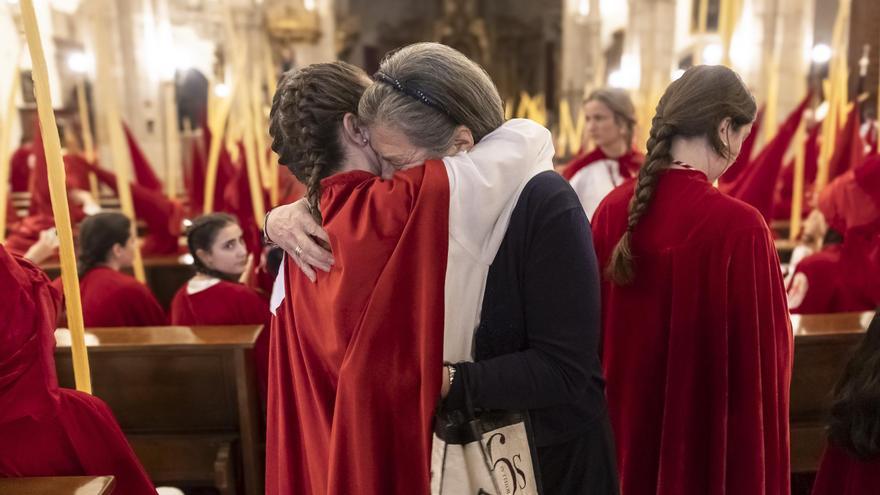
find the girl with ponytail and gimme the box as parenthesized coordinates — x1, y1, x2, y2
(591, 65, 792, 494)
(75, 212, 166, 327)
(169, 213, 270, 402)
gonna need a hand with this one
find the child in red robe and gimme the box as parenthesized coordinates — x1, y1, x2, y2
(560, 88, 644, 220)
(812, 313, 880, 495)
(169, 213, 269, 401)
(75, 212, 166, 327)
(0, 245, 155, 494)
(591, 65, 792, 495)
(788, 156, 880, 314)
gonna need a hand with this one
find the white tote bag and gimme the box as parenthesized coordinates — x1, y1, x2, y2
(430, 408, 541, 495)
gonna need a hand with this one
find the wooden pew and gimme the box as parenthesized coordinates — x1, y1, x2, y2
(0, 476, 114, 495)
(790, 311, 875, 473)
(776, 238, 796, 263)
(42, 256, 193, 310)
(54, 325, 264, 495)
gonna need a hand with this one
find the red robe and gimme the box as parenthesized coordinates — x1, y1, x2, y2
(169, 279, 270, 402)
(787, 245, 877, 314)
(9, 143, 32, 192)
(85, 162, 185, 256)
(591, 169, 792, 495)
(78, 267, 167, 327)
(561, 147, 645, 219)
(267, 166, 447, 494)
(812, 443, 880, 495)
(5, 127, 87, 255)
(0, 246, 155, 494)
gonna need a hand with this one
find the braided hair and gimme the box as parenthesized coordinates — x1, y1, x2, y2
(186, 213, 240, 281)
(77, 212, 131, 277)
(269, 62, 370, 223)
(606, 65, 757, 285)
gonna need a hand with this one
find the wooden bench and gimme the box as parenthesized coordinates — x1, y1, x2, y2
(0, 476, 114, 495)
(54, 325, 264, 495)
(42, 256, 193, 310)
(790, 311, 875, 473)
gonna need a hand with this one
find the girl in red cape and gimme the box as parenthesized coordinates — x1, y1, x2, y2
(812, 312, 880, 495)
(0, 245, 155, 494)
(169, 213, 270, 403)
(73, 212, 166, 327)
(560, 88, 644, 220)
(591, 65, 792, 494)
(266, 45, 616, 494)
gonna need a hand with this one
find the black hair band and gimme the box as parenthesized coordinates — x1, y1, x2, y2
(373, 72, 453, 119)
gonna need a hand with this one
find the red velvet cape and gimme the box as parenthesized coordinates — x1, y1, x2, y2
(812, 443, 880, 495)
(591, 169, 792, 495)
(170, 280, 270, 403)
(561, 147, 644, 181)
(9, 143, 32, 192)
(266, 164, 447, 494)
(788, 245, 877, 314)
(78, 267, 167, 327)
(0, 246, 155, 493)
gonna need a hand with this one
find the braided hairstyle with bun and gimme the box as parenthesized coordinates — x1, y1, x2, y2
(269, 62, 370, 223)
(606, 65, 757, 285)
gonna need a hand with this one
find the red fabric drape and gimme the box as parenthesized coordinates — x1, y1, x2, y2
(773, 124, 821, 221)
(0, 246, 155, 494)
(724, 94, 811, 221)
(812, 443, 880, 495)
(788, 245, 877, 314)
(9, 144, 32, 193)
(591, 170, 792, 495)
(267, 164, 448, 494)
(826, 105, 865, 184)
(561, 147, 644, 181)
(719, 106, 765, 186)
(123, 123, 163, 192)
(76, 267, 167, 326)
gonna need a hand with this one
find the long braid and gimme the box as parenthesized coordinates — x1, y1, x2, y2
(606, 102, 675, 285)
(295, 83, 328, 223)
(269, 63, 369, 224)
(605, 65, 758, 285)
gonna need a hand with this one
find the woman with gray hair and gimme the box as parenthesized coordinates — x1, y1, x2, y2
(561, 87, 644, 220)
(267, 43, 617, 494)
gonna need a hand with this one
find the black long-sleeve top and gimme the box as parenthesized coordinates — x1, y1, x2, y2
(445, 171, 608, 448)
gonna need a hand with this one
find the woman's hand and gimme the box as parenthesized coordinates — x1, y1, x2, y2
(440, 366, 451, 399)
(23, 228, 59, 265)
(266, 199, 334, 282)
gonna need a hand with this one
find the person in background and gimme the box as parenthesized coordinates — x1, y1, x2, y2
(811, 313, 880, 495)
(0, 244, 155, 494)
(561, 88, 644, 220)
(74, 212, 166, 327)
(170, 213, 269, 402)
(591, 65, 791, 494)
(787, 155, 880, 314)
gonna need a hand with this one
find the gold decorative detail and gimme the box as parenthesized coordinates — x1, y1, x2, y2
(265, 2, 321, 44)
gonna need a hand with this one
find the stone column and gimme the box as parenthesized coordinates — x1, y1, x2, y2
(560, 0, 601, 105)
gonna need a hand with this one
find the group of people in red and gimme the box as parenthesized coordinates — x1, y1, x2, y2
(2, 39, 879, 495)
